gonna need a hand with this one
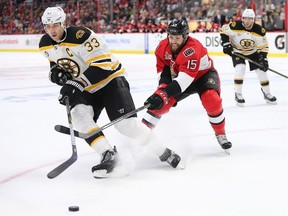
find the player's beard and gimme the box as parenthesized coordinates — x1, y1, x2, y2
(169, 39, 187, 55)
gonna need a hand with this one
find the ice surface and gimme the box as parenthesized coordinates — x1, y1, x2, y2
(0, 52, 287, 216)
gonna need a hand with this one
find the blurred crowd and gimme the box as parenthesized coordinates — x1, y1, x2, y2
(0, 0, 286, 35)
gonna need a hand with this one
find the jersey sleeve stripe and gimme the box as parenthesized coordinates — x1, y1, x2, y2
(59, 42, 80, 47)
(199, 54, 212, 71)
(111, 60, 120, 70)
(85, 67, 125, 92)
(85, 53, 111, 64)
(39, 45, 54, 51)
(90, 62, 112, 70)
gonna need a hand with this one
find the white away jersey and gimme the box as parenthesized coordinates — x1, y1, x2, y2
(220, 21, 268, 56)
(39, 26, 125, 93)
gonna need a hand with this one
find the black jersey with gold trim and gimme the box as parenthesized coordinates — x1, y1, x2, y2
(220, 21, 268, 56)
(39, 26, 126, 93)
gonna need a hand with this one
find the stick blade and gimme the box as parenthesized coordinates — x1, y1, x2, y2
(47, 155, 78, 179)
(54, 125, 87, 139)
(54, 125, 70, 135)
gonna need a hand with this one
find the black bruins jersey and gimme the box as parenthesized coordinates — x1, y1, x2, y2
(39, 26, 126, 93)
(220, 21, 268, 55)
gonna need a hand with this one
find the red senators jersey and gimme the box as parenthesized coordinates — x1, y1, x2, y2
(155, 36, 214, 83)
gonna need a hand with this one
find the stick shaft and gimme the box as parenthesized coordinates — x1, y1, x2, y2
(86, 103, 150, 139)
(233, 52, 288, 79)
(47, 97, 78, 179)
(54, 104, 150, 139)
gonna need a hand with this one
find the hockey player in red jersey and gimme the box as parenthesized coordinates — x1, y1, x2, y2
(142, 19, 232, 151)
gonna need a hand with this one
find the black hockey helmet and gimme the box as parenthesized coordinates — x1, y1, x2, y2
(167, 19, 189, 37)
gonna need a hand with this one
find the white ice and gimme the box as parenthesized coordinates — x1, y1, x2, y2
(0, 52, 287, 216)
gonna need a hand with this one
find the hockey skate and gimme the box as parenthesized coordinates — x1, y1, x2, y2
(92, 147, 118, 178)
(261, 89, 277, 105)
(216, 134, 232, 154)
(159, 148, 185, 169)
(235, 93, 245, 107)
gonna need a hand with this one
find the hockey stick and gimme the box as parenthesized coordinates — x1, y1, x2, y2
(232, 52, 288, 79)
(47, 97, 78, 179)
(54, 103, 151, 139)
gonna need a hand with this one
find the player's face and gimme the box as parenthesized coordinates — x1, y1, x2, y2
(242, 17, 254, 29)
(44, 23, 64, 42)
(168, 34, 185, 53)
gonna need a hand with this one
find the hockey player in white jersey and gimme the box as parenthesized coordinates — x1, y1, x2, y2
(39, 7, 183, 178)
(220, 8, 277, 106)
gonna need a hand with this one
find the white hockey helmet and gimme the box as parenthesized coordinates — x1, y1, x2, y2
(41, 6, 66, 27)
(242, 9, 255, 21)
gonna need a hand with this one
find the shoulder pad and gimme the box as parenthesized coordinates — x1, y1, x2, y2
(39, 34, 53, 48)
(251, 24, 266, 36)
(230, 21, 245, 30)
(231, 22, 237, 28)
(65, 26, 91, 44)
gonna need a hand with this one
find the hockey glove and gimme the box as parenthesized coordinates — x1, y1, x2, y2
(222, 42, 233, 56)
(145, 89, 169, 110)
(258, 53, 269, 72)
(59, 80, 85, 106)
(158, 83, 177, 107)
(157, 83, 168, 90)
(49, 64, 73, 86)
(144, 87, 177, 114)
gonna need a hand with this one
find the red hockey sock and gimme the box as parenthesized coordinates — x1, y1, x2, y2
(201, 89, 225, 135)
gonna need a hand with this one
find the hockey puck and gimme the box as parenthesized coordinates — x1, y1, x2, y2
(68, 206, 79, 212)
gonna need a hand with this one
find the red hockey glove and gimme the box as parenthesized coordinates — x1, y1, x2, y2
(144, 86, 177, 115)
(157, 83, 168, 90)
(145, 89, 169, 110)
(149, 96, 176, 115)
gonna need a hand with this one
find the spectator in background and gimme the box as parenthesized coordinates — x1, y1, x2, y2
(250, 0, 256, 12)
(0, 0, 283, 35)
(173, 8, 187, 21)
(262, 11, 275, 31)
(213, 9, 226, 27)
(273, 4, 284, 30)
(209, 19, 220, 32)
(193, 21, 207, 33)
(234, 8, 242, 21)
(266, 0, 275, 13)
(206, 3, 216, 19)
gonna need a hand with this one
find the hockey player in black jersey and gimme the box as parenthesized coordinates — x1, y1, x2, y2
(39, 7, 183, 178)
(220, 9, 277, 106)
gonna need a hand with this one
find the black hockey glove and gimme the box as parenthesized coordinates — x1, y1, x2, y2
(144, 89, 169, 110)
(49, 64, 73, 86)
(258, 53, 269, 72)
(58, 80, 85, 106)
(222, 42, 233, 56)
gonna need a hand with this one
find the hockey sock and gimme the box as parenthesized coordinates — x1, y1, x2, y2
(201, 89, 225, 135)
